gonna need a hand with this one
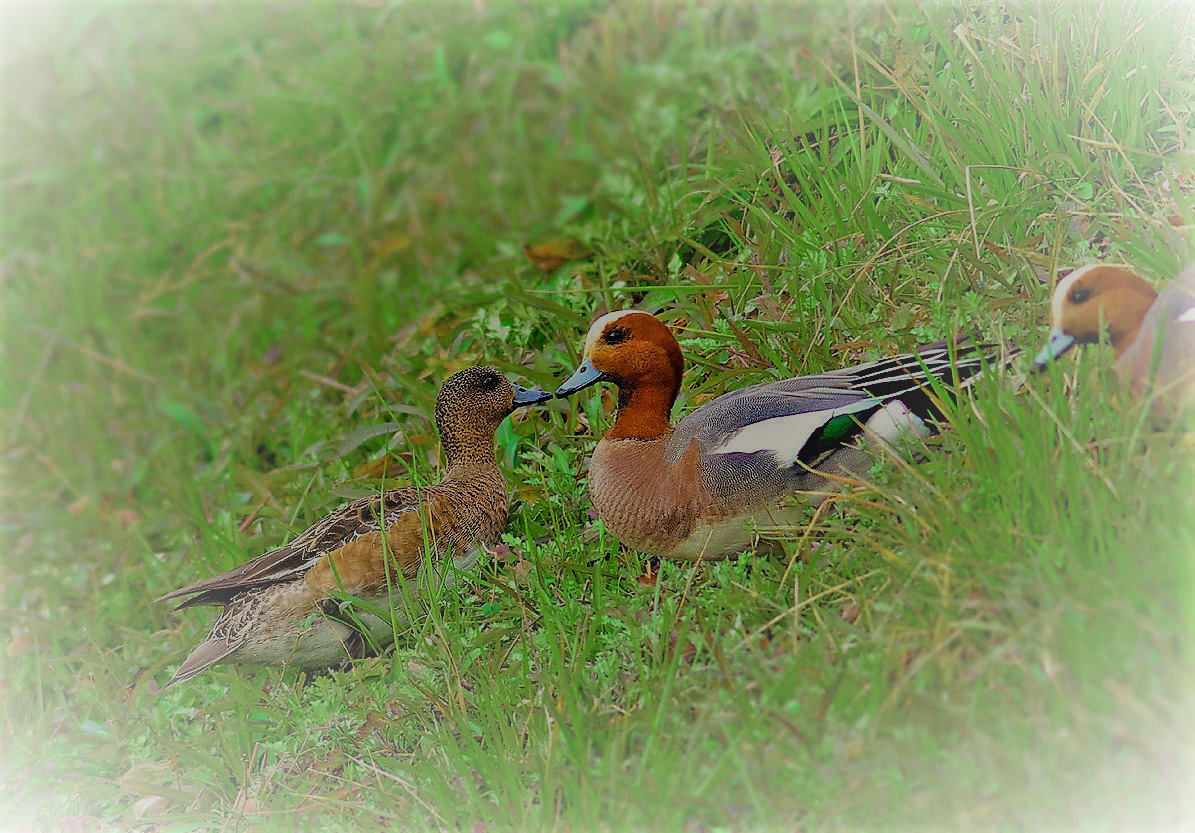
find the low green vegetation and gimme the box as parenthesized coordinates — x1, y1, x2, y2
(2, 1, 1191, 830)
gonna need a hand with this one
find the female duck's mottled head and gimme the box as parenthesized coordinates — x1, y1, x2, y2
(1035, 265, 1159, 369)
(435, 366, 549, 463)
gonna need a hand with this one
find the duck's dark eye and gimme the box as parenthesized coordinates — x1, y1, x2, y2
(604, 327, 629, 345)
(478, 372, 500, 391)
(1068, 287, 1092, 304)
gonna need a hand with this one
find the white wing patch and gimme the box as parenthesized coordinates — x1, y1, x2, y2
(709, 399, 877, 467)
(709, 398, 932, 469)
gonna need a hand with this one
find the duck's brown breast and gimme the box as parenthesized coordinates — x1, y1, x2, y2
(588, 437, 729, 555)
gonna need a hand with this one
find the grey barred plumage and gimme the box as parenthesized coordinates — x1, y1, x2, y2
(557, 311, 1015, 559)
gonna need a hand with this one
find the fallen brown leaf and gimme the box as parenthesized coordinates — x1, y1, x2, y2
(524, 238, 593, 271)
(6, 633, 34, 657)
(354, 456, 402, 479)
(369, 231, 413, 261)
(131, 795, 172, 820)
(357, 710, 388, 739)
(667, 629, 697, 663)
(633, 561, 659, 586)
(112, 508, 140, 528)
(514, 483, 545, 503)
(233, 795, 261, 815)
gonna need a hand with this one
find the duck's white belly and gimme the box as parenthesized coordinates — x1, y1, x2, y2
(230, 607, 395, 668)
(233, 547, 485, 668)
(661, 504, 809, 561)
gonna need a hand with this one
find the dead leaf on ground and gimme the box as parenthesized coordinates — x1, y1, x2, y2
(599, 386, 617, 416)
(368, 231, 413, 263)
(633, 561, 659, 586)
(354, 455, 403, 479)
(683, 264, 729, 308)
(131, 795, 172, 820)
(233, 795, 261, 815)
(111, 508, 140, 528)
(6, 633, 34, 657)
(357, 710, 388, 739)
(514, 483, 545, 503)
(841, 602, 861, 624)
(667, 629, 697, 663)
(309, 748, 347, 777)
(524, 238, 593, 271)
(720, 316, 771, 368)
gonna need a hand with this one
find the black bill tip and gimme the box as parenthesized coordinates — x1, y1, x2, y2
(512, 384, 553, 406)
(1032, 328, 1077, 372)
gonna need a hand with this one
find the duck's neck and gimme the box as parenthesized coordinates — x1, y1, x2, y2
(1108, 284, 1159, 359)
(440, 424, 502, 477)
(607, 380, 676, 441)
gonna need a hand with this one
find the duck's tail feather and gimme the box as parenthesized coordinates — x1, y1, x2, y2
(164, 633, 242, 688)
(852, 338, 1021, 408)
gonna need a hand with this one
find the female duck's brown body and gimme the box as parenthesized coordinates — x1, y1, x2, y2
(159, 366, 549, 686)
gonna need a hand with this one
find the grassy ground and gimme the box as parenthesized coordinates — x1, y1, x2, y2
(2, 1, 1193, 830)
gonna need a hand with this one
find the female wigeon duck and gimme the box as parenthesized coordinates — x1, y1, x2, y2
(555, 310, 1004, 560)
(1034, 264, 1195, 414)
(158, 366, 550, 686)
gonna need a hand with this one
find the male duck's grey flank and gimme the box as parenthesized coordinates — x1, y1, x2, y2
(555, 310, 1010, 560)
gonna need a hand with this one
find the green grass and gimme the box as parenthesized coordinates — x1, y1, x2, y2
(2, 0, 1192, 830)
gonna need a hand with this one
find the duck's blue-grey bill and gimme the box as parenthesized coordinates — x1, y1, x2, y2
(1033, 327, 1077, 371)
(512, 384, 553, 406)
(555, 359, 606, 397)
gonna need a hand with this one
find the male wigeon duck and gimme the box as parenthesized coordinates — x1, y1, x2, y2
(554, 310, 1005, 560)
(158, 366, 550, 686)
(1034, 264, 1195, 414)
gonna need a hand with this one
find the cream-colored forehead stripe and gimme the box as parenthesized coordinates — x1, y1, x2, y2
(583, 309, 644, 356)
(1050, 265, 1095, 325)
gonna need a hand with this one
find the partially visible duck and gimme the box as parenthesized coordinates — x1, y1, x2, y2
(158, 366, 550, 686)
(554, 311, 1006, 560)
(1034, 264, 1195, 414)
